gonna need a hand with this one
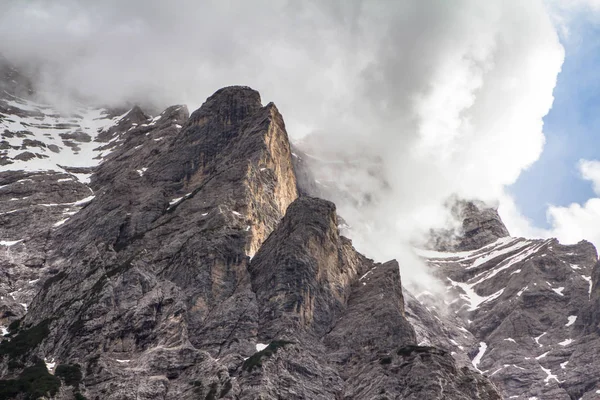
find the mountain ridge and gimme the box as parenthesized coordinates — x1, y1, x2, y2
(0, 73, 598, 399)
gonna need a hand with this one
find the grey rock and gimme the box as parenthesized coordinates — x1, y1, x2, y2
(427, 199, 510, 252)
(0, 83, 501, 399)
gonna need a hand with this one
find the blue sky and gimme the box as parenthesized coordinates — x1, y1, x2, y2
(510, 15, 600, 228)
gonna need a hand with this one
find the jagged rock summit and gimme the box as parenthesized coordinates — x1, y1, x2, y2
(425, 199, 510, 252)
(0, 82, 501, 399)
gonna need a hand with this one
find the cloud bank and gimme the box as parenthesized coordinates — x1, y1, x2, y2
(0, 1, 576, 283)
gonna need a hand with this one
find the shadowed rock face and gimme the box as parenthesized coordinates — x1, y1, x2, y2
(0, 84, 501, 399)
(456, 200, 510, 251)
(240, 196, 499, 399)
(426, 199, 510, 252)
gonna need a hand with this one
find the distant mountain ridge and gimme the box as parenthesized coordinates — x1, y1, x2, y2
(0, 61, 598, 399)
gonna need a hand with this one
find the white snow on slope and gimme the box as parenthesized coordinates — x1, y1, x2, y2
(466, 239, 532, 270)
(256, 343, 268, 352)
(168, 192, 194, 208)
(566, 316, 577, 327)
(541, 366, 559, 383)
(414, 236, 517, 261)
(534, 332, 546, 347)
(551, 286, 565, 296)
(447, 278, 504, 311)
(44, 358, 56, 372)
(0, 94, 131, 179)
(53, 218, 69, 227)
(0, 240, 21, 246)
(471, 342, 487, 371)
(467, 240, 548, 287)
(558, 338, 573, 346)
(169, 197, 183, 206)
(581, 275, 593, 298)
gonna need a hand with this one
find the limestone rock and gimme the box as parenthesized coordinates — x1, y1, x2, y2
(0, 84, 501, 399)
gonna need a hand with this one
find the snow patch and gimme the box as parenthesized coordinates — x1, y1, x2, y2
(73, 195, 95, 206)
(116, 359, 130, 363)
(169, 197, 183, 206)
(466, 239, 532, 270)
(551, 287, 565, 296)
(558, 338, 573, 346)
(541, 366, 559, 383)
(256, 343, 268, 352)
(471, 342, 487, 371)
(566, 316, 577, 327)
(581, 275, 593, 298)
(45, 358, 56, 372)
(447, 278, 504, 311)
(415, 237, 516, 260)
(534, 332, 546, 347)
(0, 240, 22, 246)
(53, 218, 69, 227)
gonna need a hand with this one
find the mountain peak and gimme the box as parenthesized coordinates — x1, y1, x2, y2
(426, 199, 510, 252)
(455, 199, 510, 250)
(189, 85, 262, 127)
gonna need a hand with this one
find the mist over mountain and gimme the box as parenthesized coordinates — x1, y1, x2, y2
(2, 1, 600, 399)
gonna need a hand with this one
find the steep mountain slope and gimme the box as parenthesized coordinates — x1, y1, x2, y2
(415, 232, 599, 399)
(0, 76, 500, 398)
(0, 67, 151, 328)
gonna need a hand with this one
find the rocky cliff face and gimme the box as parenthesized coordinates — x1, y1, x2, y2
(0, 70, 502, 399)
(425, 199, 510, 252)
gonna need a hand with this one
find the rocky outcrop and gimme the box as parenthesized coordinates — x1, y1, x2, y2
(240, 196, 499, 399)
(426, 199, 510, 252)
(454, 200, 510, 251)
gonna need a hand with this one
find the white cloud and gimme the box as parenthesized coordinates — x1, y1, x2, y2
(0, 1, 574, 285)
(501, 159, 600, 251)
(540, 159, 600, 248)
(545, 0, 600, 39)
(498, 195, 551, 240)
(296, 1, 564, 286)
(579, 159, 600, 195)
(547, 199, 600, 246)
